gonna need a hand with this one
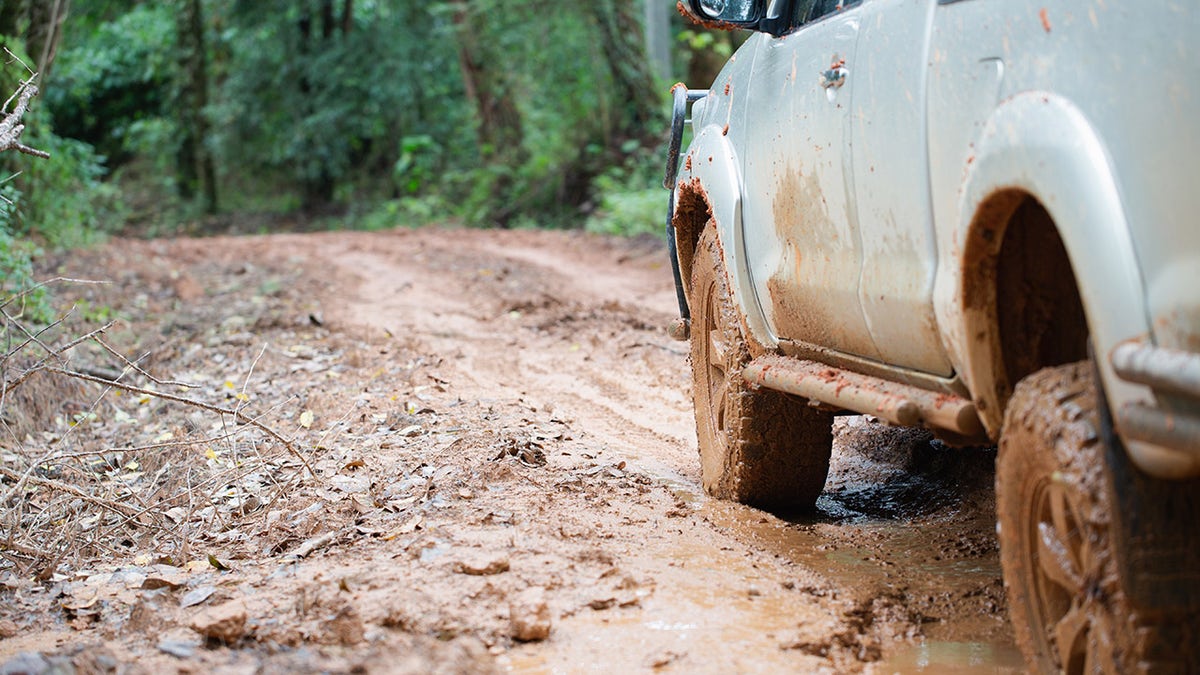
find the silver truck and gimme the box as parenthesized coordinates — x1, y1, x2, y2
(664, 0, 1200, 671)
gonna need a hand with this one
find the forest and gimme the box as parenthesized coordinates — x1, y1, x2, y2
(0, 0, 738, 302)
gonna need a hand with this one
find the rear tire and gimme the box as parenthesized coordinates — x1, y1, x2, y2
(998, 362, 1199, 673)
(688, 223, 833, 511)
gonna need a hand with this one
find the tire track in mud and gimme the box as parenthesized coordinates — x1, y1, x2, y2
(327, 229, 700, 481)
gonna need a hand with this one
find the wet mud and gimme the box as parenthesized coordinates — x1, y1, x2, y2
(2, 227, 1019, 673)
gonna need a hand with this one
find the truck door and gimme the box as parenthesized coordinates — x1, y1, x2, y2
(851, 0, 953, 376)
(739, 2, 880, 361)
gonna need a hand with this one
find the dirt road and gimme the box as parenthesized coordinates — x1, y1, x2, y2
(1, 227, 1020, 673)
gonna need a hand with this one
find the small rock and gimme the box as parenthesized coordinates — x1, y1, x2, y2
(126, 592, 172, 635)
(141, 566, 187, 590)
(509, 588, 551, 642)
(588, 597, 616, 611)
(452, 554, 510, 577)
(647, 650, 684, 669)
(179, 586, 216, 609)
(157, 639, 196, 659)
(72, 647, 117, 673)
(0, 619, 16, 639)
(190, 600, 248, 643)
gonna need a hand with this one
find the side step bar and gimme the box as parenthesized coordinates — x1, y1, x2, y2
(1110, 341, 1200, 479)
(742, 354, 986, 439)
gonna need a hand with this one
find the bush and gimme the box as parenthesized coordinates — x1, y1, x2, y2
(0, 184, 50, 323)
(584, 151, 668, 238)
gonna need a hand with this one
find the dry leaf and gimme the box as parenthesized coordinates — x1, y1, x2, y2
(382, 515, 423, 540)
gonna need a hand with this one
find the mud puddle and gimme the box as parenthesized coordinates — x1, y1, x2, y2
(696, 418, 1022, 672)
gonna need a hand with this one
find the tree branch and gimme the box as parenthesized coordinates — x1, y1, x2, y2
(0, 51, 50, 159)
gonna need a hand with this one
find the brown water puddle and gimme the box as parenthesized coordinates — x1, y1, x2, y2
(703, 499, 1023, 672)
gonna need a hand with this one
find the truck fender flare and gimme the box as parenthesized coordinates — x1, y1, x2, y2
(941, 91, 1151, 436)
(673, 125, 774, 351)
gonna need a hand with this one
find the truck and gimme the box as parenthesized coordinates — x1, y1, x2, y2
(664, 0, 1200, 671)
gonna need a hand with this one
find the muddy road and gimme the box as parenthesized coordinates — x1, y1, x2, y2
(2, 227, 1019, 673)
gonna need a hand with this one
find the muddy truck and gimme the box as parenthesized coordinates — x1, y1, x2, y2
(662, 0, 1200, 671)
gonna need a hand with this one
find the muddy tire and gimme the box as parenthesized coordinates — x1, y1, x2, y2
(688, 223, 833, 511)
(998, 362, 1198, 673)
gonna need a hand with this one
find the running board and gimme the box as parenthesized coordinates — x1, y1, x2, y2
(742, 354, 985, 439)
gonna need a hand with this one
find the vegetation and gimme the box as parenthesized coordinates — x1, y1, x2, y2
(0, 0, 743, 301)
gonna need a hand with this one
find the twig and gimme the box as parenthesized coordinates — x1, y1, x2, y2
(94, 337, 198, 389)
(0, 277, 110, 312)
(0, 466, 138, 518)
(282, 527, 348, 561)
(44, 367, 317, 479)
(0, 56, 48, 159)
(0, 307, 74, 364)
(1, 320, 115, 398)
(53, 422, 275, 458)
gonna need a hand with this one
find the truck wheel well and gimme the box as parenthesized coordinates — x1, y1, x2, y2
(994, 195, 1089, 409)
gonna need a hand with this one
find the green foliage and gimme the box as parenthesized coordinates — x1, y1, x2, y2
(20, 0, 701, 239)
(585, 149, 668, 238)
(212, 1, 468, 207)
(45, 4, 177, 164)
(17, 123, 124, 249)
(352, 195, 453, 231)
(677, 29, 734, 57)
(393, 135, 439, 195)
(0, 184, 51, 323)
(0, 37, 121, 283)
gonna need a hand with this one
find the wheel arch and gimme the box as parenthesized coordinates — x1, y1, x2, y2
(671, 124, 775, 352)
(949, 91, 1151, 436)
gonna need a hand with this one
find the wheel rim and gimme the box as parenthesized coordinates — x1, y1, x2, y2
(1026, 476, 1113, 674)
(700, 275, 731, 452)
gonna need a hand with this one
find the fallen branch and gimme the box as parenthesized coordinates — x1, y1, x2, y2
(45, 366, 317, 479)
(0, 278, 110, 313)
(1, 320, 116, 398)
(94, 337, 198, 389)
(0, 465, 138, 518)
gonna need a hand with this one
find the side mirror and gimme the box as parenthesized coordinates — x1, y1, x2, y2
(691, 0, 760, 23)
(680, 0, 793, 37)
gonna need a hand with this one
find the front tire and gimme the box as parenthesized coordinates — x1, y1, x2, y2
(688, 223, 833, 511)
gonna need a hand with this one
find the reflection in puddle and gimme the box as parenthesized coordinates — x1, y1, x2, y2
(871, 640, 1024, 673)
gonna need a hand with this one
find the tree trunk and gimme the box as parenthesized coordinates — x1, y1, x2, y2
(589, 0, 662, 149)
(449, 1, 523, 162)
(294, 1, 335, 208)
(642, 0, 671, 82)
(340, 0, 353, 35)
(320, 0, 335, 39)
(175, 0, 218, 213)
(25, 0, 69, 81)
